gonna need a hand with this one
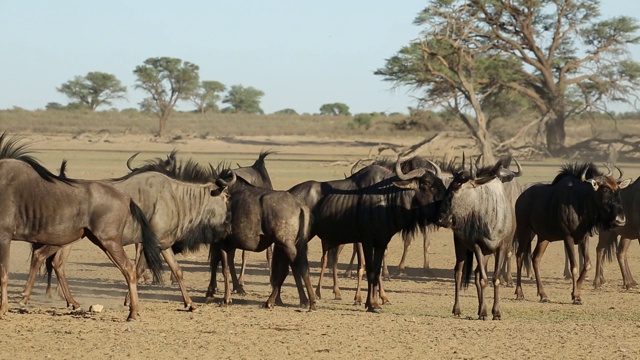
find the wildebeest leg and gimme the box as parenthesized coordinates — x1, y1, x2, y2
(617, 237, 636, 289)
(48, 245, 81, 310)
(563, 238, 582, 305)
(491, 249, 502, 320)
(91, 237, 141, 321)
(398, 232, 412, 276)
(266, 244, 273, 274)
(382, 250, 390, 281)
(354, 242, 365, 305)
(205, 248, 222, 303)
(315, 242, 329, 300)
(331, 245, 342, 300)
(593, 234, 610, 289)
(423, 231, 432, 275)
(0, 239, 11, 317)
(576, 238, 591, 292)
(290, 249, 317, 311)
(264, 246, 290, 309)
(531, 239, 550, 302)
(21, 244, 61, 306)
(219, 248, 233, 306)
(474, 245, 487, 320)
(159, 246, 196, 311)
(364, 245, 385, 313)
(452, 241, 466, 317)
(238, 250, 247, 287)
(344, 243, 357, 278)
(227, 249, 245, 295)
(378, 272, 390, 305)
(563, 245, 586, 280)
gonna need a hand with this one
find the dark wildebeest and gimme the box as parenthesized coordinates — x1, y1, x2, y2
(22, 153, 232, 311)
(315, 156, 450, 305)
(212, 151, 275, 295)
(288, 156, 446, 312)
(593, 173, 640, 290)
(437, 155, 517, 320)
(514, 163, 630, 304)
(205, 166, 315, 310)
(0, 133, 164, 321)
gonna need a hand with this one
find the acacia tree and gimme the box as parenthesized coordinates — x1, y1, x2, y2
(191, 80, 226, 113)
(133, 57, 200, 136)
(376, 2, 523, 161)
(57, 71, 127, 110)
(469, 0, 640, 155)
(222, 85, 264, 114)
(319, 103, 351, 116)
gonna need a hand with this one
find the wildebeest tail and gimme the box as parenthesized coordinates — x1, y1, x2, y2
(327, 246, 339, 268)
(462, 250, 474, 288)
(294, 207, 311, 271)
(129, 199, 163, 283)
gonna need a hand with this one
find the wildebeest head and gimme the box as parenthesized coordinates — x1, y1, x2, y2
(437, 155, 516, 228)
(557, 163, 631, 229)
(392, 156, 447, 225)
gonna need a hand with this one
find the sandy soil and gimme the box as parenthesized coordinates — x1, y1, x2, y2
(1, 133, 640, 360)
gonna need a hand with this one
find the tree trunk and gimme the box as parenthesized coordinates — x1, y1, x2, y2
(545, 115, 567, 156)
(476, 127, 495, 164)
(158, 114, 168, 137)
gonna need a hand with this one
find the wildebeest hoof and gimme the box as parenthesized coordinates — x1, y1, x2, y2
(381, 299, 391, 305)
(366, 307, 382, 314)
(126, 317, 137, 322)
(185, 304, 197, 311)
(205, 297, 216, 304)
(540, 298, 550, 303)
(333, 295, 342, 301)
(572, 299, 582, 305)
(492, 315, 501, 320)
(263, 302, 274, 309)
(478, 315, 487, 321)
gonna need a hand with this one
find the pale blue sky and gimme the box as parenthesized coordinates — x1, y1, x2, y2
(1, 0, 638, 114)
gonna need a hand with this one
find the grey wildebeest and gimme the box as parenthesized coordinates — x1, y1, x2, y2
(436, 155, 517, 320)
(288, 156, 446, 312)
(0, 133, 164, 321)
(593, 172, 639, 290)
(22, 153, 232, 311)
(514, 163, 630, 304)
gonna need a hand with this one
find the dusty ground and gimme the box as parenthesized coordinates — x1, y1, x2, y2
(1, 133, 640, 360)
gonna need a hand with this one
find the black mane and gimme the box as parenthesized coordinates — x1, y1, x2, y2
(552, 162, 603, 185)
(113, 151, 218, 184)
(0, 132, 74, 184)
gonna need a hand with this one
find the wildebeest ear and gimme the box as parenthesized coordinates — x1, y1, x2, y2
(392, 179, 418, 190)
(618, 178, 632, 189)
(210, 187, 225, 197)
(588, 179, 599, 191)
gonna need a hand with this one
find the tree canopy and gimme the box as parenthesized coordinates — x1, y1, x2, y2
(377, 0, 640, 157)
(133, 57, 200, 136)
(319, 102, 351, 116)
(222, 85, 264, 114)
(56, 71, 127, 111)
(191, 80, 226, 113)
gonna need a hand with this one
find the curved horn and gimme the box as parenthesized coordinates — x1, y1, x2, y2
(580, 166, 588, 182)
(126, 152, 140, 171)
(615, 165, 624, 180)
(512, 157, 523, 177)
(425, 159, 441, 177)
(461, 152, 467, 172)
(603, 163, 612, 177)
(395, 156, 426, 180)
(216, 169, 237, 188)
(475, 154, 483, 169)
(470, 156, 477, 179)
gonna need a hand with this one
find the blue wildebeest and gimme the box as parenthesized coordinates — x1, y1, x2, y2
(437, 155, 517, 320)
(514, 163, 630, 304)
(202, 166, 315, 310)
(213, 150, 275, 295)
(289, 156, 446, 312)
(0, 133, 164, 321)
(22, 153, 232, 311)
(593, 172, 639, 290)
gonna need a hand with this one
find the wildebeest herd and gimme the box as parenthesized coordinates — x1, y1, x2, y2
(0, 132, 636, 321)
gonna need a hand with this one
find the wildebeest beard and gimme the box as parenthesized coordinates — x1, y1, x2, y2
(171, 216, 232, 254)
